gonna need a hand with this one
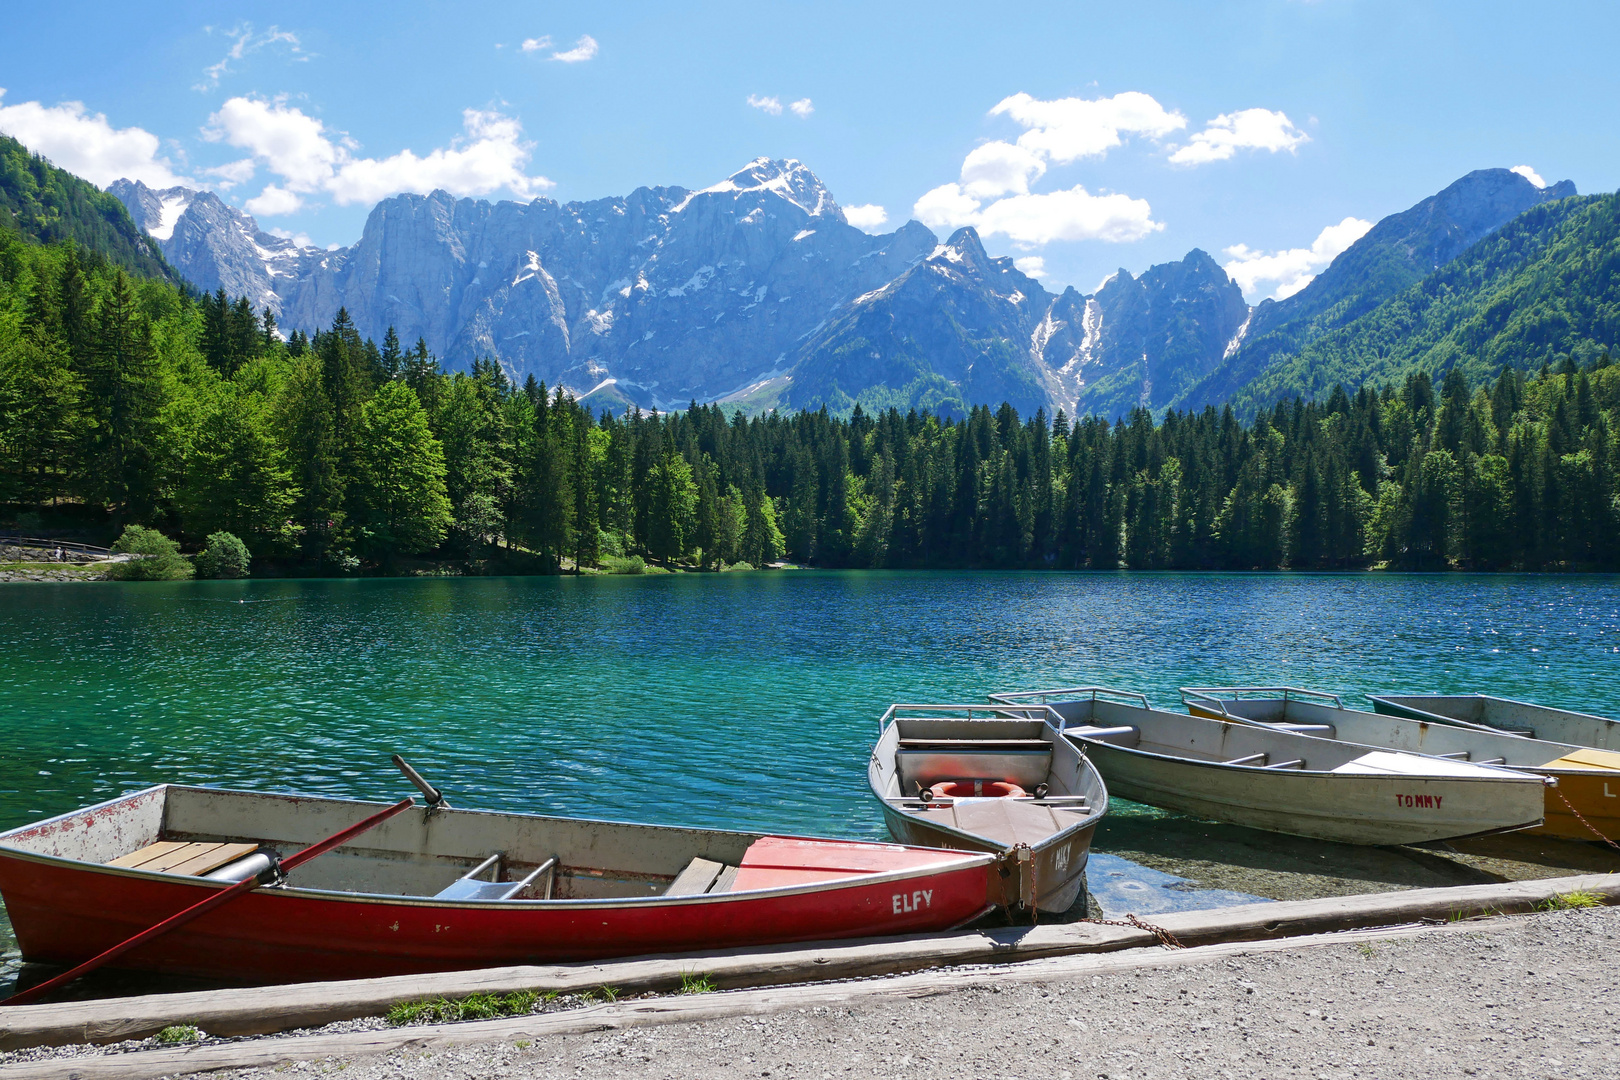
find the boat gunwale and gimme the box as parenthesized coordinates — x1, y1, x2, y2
(0, 785, 997, 911)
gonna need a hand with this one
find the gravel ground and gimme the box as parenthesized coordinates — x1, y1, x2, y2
(201, 906, 1620, 1080)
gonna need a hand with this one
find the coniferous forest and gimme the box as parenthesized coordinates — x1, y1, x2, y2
(3, 226, 1620, 575)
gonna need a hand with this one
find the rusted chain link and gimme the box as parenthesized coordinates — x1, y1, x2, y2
(1081, 912, 1185, 949)
(1554, 787, 1620, 853)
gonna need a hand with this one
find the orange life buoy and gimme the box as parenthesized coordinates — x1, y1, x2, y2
(925, 779, 1028, 800)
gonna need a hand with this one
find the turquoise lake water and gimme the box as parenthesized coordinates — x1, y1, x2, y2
(3, 570, 1618, 835)
(2, 570, 1619, 970)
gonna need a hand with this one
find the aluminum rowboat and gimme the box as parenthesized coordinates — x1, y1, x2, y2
(1369, 694, 1620, 752)
(0, 785, 997, 984)
(987, 688, 1550, 845)
(1183, 687, 1620, 843)
(868, 704, 1107, 914)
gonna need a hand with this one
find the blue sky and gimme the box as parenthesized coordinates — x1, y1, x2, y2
(2, 0, 1617, 300)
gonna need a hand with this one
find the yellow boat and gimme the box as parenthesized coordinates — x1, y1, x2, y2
(1182, 687, 1620, 844)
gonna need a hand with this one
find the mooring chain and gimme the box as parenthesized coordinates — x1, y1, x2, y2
(1554, 787, 1620, 853)
(1081, 913, 1185, 949)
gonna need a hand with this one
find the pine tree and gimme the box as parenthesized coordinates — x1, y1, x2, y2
(82, 270, 164, 521)
(349, 380, 452, 561)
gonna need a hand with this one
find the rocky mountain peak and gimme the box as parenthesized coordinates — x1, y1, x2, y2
(106, 178, 197, 242)
(671, 157, 843, 223)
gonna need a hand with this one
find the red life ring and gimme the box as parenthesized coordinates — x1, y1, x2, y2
(925, 779, 1028, 800)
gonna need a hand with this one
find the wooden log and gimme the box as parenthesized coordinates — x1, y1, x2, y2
(0, 920, 1497, 1080)
(1, 871, 1614, 1055)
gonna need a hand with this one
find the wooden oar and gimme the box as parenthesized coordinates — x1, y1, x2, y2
(1, 796, 416, 1007)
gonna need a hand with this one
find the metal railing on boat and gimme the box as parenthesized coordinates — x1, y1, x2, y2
(1179, 686, 1346, 716)
(875, 702, 1072, 736)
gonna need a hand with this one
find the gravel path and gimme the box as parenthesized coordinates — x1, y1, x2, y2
(208, 906, 1619, 1080)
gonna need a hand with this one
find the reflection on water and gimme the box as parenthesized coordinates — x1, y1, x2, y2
(2, 570, 1618, 977)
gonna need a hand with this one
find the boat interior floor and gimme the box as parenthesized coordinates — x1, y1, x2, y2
(913, 798, 1084, 846)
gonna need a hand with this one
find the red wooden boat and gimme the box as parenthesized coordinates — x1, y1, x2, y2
(0, 784, 998, 984)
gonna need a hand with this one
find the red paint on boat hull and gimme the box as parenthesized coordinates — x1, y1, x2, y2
(0, 843, 994, 983)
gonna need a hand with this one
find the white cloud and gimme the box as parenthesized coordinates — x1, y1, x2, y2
(1223, 216, 1373, 301)
(747, 94, 783, 116)
(960, 140, 1046, 198)
(195, 24, 306, 92)
(206, 97, 553, 210)
(915, 182, 1161, 245)
(520, 36, 552, 53)
(915, 90, 1180, 252)
(1511, 164, 1546, 188)
(1169, 108, 1309, 165)
(0, 89, 187, 187)
(201, 157, 256, 189)
(914, 184, 985, 230)
(267, 226, 316, 248)
(204, 96, 343, 192)
(789, 98, 814, 118)
(990, 91, 1186, 164)
(549, 35, 598, 63)
(1014, 256, 1046, 277)
(327, 109, 552, 204)
(976, 186, 1163, 245)
(243, 184, 304, 216)
(843, 203, 888, 231)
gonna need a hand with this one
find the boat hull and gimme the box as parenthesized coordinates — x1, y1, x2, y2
(1081, 740, 1540, 846)
(1190, 699, 1620, 843)
(0, 786, 998, 984)
(876, 800, 1097, 913)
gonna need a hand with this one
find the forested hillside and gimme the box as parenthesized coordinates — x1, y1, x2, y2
(1180, 168, 1577, 414)
(0, 135, 176, 282)
(1230, 194, 1619, 415)
(2, 224, 1618, 573)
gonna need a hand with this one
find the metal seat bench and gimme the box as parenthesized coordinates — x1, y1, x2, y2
(434, 853, 558, 901)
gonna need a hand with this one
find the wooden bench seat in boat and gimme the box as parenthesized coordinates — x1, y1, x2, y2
(664, 857, 739, 896)
(911, 799, 1084, 847)
(107, 841, 259, 877)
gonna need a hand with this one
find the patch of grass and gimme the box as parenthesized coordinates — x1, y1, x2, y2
(678, 972, 716, 995)
(1354, 942, 1376, 958)
(578, 989, 597, 1004)
(385, 990, 539, 1027)
(157, 1025, 201, 1044)
(1448, 905, 1504, 923)
(1538, 890, 1604, 911)
(601, 554, 647, 575)
(599, 985, 620, 1002)
(514, 1041, 531, 1051)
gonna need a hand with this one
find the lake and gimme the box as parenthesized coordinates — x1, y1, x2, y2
(3, 570, 1619, 982)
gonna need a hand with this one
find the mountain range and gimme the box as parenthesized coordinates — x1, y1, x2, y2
(101, 158, 1586, 418)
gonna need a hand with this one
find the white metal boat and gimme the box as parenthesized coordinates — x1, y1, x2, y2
(1369, 693, 1620, 751)
(868, 704, 1108, 914)
(1183, 686, 1620, 842)
(986, 687, 1550, 846)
